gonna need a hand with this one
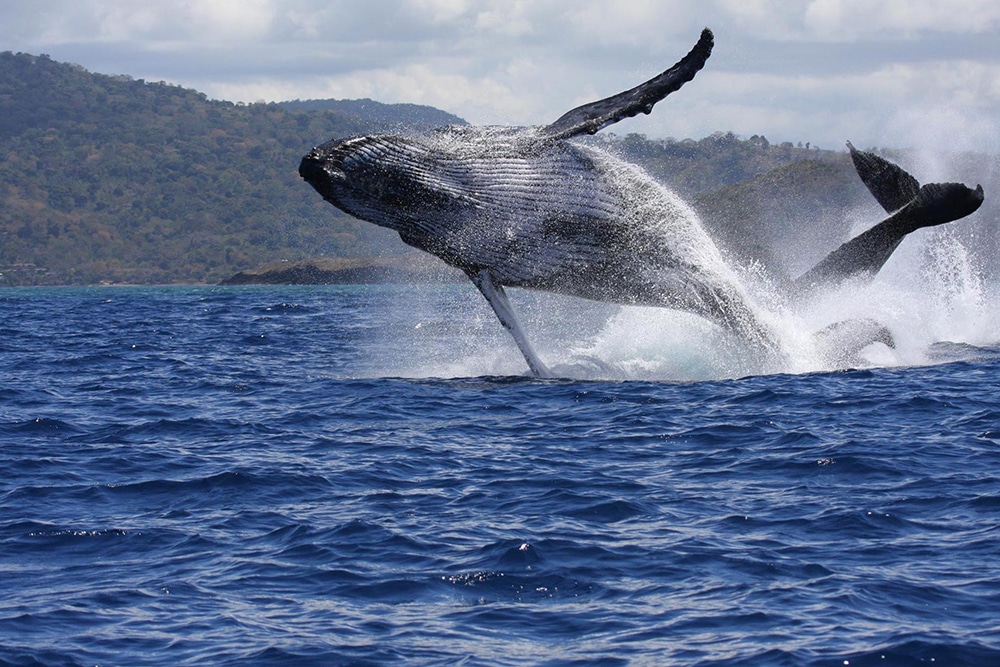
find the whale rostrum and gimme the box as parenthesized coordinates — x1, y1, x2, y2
(299, 28, 984, 377)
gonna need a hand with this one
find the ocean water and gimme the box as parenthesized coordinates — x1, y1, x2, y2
(2, 284, 1000, 666)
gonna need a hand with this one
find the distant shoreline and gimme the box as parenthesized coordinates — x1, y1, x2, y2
(0, 254, 463, 288)
(218, 253, 463, 286)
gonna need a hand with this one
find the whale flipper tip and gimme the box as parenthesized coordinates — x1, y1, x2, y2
(541, 28, 714, 140)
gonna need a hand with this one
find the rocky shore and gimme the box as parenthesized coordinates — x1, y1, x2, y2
(219, 252, 462, 285)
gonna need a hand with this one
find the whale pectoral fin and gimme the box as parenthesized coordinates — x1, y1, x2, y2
(848, 141, 921, 213)
(540, 28, 714, 140)
(469, 269, 554, 379)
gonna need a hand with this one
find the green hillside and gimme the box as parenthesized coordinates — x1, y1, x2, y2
(5, 51, 988, 287)
(0, 52, 429, 285)
(279, 98, 465, 132)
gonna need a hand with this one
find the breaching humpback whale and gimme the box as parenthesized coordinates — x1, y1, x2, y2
(299, 28, 984, 377)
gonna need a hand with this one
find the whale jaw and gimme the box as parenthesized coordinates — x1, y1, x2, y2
(299, 152, 345, 204)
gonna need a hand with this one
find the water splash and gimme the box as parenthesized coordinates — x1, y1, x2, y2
(365, 218, 998, 382)
(366, 249, 997, 381)
(364, 136, 996, 381)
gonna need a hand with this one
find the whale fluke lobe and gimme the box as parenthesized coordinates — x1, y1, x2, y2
(793, 144, 985, 292)
(540, 28, 714, 140)
(847, 141, 920, 213)
(906, 181, 985, 232)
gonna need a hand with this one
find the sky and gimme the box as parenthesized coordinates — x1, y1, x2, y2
(2, 0, 999, 152)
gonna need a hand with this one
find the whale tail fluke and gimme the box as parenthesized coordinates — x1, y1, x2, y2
(793, 143, 985, 292)
(903, 181, 985, 233)
(848, 141, 984, 228)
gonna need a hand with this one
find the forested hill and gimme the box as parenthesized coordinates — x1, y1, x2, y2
(5, 50, 969, 286)
(279, 98, 464, 132)
(0, 52, 459, 285)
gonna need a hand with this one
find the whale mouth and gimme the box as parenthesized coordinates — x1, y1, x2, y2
(299, 152, 347, 204)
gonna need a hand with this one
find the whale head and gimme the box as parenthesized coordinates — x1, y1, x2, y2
(299, 134, 472, 234)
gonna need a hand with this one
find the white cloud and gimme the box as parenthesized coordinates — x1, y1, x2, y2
(187, 1, 277, 39)
(1, 0, 998, 150)
(567, 0, 699, 46)
(716, 0, 1000, 41)
(637, 56, 1000, 149)
(804, 0, 1000, 39)
(3, 0, 280, 45)
(408, 0, 472, 23)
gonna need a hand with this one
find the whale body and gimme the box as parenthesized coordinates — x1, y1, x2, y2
(299, 124, 775, 369)
(299, 28, 984, 377)
(300, 29, 772, 376)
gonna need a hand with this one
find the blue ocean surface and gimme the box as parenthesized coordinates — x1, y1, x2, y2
(2, 285, 999, 666)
